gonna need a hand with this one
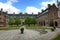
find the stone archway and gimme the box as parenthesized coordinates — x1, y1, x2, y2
(55, 21, 58, 27)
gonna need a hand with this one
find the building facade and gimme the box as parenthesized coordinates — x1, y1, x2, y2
(37, 4, 58, 27)
(0, 3, 60, 27)
(54, 2, 60, 27)
(7, 13, 37, 23)
(0, 8, 7, 27)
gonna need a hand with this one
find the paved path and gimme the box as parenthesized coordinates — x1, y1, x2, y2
(0, 28, 60, 40)
(39, 28, 60, 40)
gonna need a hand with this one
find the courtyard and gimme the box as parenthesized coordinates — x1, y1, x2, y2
(0, 27, 60, 40)
(0, 0, 60, 40)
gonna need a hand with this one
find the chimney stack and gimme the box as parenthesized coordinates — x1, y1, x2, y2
(48, 4, 51, 8)
(38, 12, 40, 13)
(13, 12, 15, 14)
(41, 9, 44, 12)
(53, 3, 55, 6)
(13, 12, 15, 16)
(6, 11, 8, 14)
(1, 8, 3, 12)
(32, 12, 33, 15)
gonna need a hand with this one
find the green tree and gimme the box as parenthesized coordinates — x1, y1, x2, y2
(8, 16, 15, 25)
(24, 16, 37, 26)
(15, 18, 21, 26)
(19, 12, 23, 14)
(24, 16, 31, 25)
(25, 12, 28, 14)
(31, 18, 37, 25)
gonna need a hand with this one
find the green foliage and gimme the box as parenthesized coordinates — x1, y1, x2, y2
(15, 18, 21, 26)
(25, 16, 31, 25)
(19, 12, 23, 14)
(25, 12, 28, 15)
(24, 16, 37, 25)
(31, 18, 37, 25)
(8, 16, 15, 25)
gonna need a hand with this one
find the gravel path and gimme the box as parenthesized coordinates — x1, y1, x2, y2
(0, 28, 60, 40)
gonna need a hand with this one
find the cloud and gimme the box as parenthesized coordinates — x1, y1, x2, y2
(7, 0, 18, 5)
(25, 6, 41, 14)
(25, 6, 46, 14)
(25, 0, 56, 14)
(0, 0, 20, 14)
(41, 0, 56, 8)
(7, 0, 18, 2)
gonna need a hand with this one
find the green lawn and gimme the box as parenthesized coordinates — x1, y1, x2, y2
(26, 25, 52, 30)
(0, 26, 20, 30)
(53, 34, 60, 40)
(0, 25, 52, 30)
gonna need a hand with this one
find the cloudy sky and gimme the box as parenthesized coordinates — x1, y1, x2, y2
(0, 0, 58, 14)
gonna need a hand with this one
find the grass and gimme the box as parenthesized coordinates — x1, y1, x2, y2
(0, 26, 20, 30)
(53, 34, 60, 40)
(0, 25, 52, 30)
(26, 25, 52, 30)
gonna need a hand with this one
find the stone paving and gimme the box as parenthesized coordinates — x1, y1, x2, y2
(0, 28, 60, 40)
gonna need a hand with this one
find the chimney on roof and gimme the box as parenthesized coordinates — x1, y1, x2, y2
(38, 12, 41, 15)
(41, 9, 44, 12)
(1, 8, 3, 12)
(13, 12, 15, 16)
(48, 4, 51, 8)
(6, 11, 8, 14)
(53, 3, 55, 6)
(13, 12, 15, 14)
(32, 12, 33, 15)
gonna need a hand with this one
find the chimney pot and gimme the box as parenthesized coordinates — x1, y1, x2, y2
(41, 9, 44, 12)
(48, 4, 51, 8)
(13, 12, 15, 14)
(1, 8, 3, 12)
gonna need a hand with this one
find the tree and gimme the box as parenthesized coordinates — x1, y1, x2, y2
(8, 16, 15, 25)
(15, 18, 21, 26)
(25, 12, 28, 14)
(19, 12, 23, 14)
(31, 18, 37, 25)
(24, 16, 37, 26)
(24, 16, 31, 25)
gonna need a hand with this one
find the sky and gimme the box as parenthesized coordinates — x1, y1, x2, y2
(0, 0, 58, 14)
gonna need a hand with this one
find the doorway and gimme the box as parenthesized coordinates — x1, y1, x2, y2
(55, 21, 58, 27)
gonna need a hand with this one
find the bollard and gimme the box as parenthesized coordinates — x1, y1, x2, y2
(21, 28, 24, 34)
(51, 28, 54, 31)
